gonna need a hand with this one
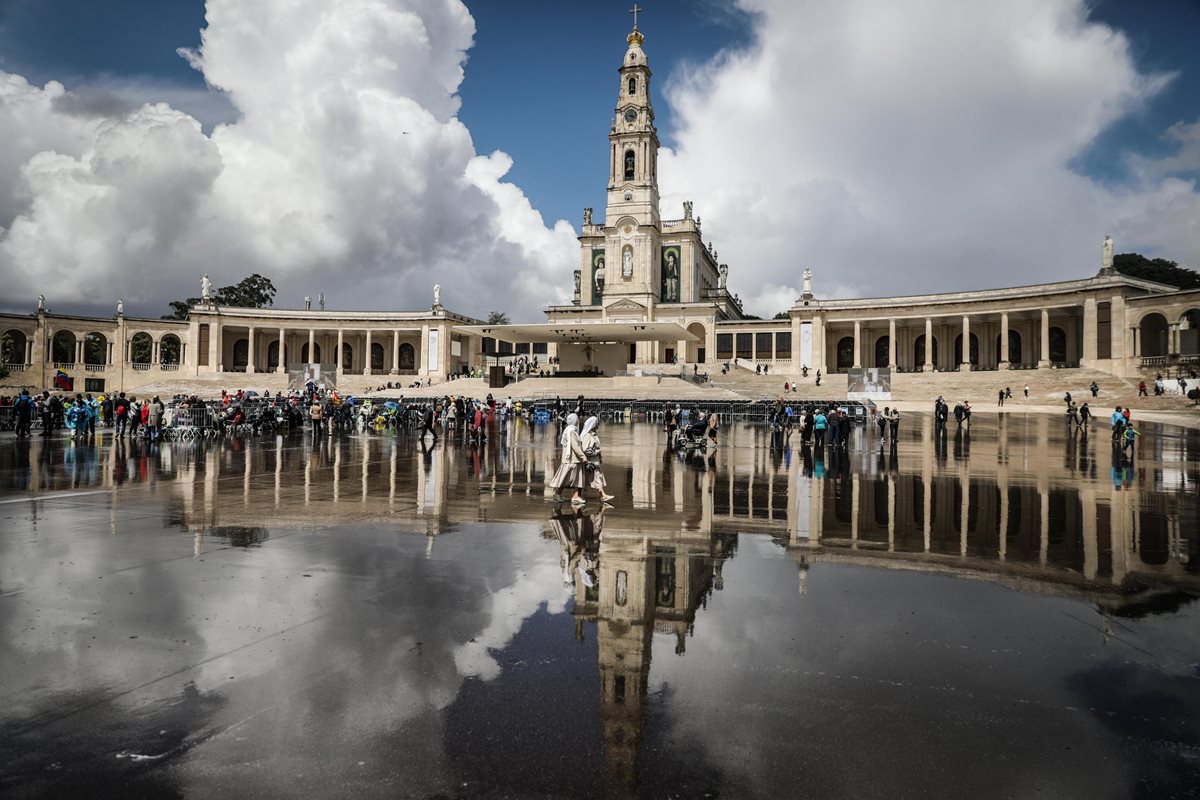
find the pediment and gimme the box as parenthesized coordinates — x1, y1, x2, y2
(606, 299, 647, 313)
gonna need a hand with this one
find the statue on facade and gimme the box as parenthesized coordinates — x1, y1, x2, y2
(1102, 234, 1114, 271)
(718, 264, 728, 290)
(573, 270, 582, 304)
(201, 274, 212, 302)
(683, 200, 693, 220)
(622, 248, 634, 277)
(594, 260, 606, 293)
(116, 298, 124, 315)
(802, 268, 813, 296)
(433, 283, 441, 308)
(37, 294, 45, 312)
(582, 207, 592, 226)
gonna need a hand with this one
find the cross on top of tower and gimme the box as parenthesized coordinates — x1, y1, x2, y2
(627, 4, 645, 45)
(630, 4, 642, 30)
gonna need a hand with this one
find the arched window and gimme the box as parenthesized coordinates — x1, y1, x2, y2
(874, 336, 889, 368)
(914, 334, 938, 368)
(83, 332, 107, 365)
(624, 150, 635, 181)
(371, 342, 386, 371)
(129, 332, 152, 365)
(1048, 327, 1067, 362)
(267, 341, 288, 369)
(835, 336, 854, 371)
(52, 330, 77, 364)
(233, 338, 249, 369)
(628, 76, 637, 95)
(995, 330, 1021, 364)
(398, 342, 415, 371)
(1, 329, 27, 365)
(342, 342, 353, 371)
(954, 333, 979, 366)
(1138, 313, 1168, 358)
(160, 334, 182, 365)
(301, 342, 321, 364)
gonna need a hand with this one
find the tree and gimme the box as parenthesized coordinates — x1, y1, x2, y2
(1114, 253, 1200, 290)
(162, 274, 277, 319)
(217, 273, 277, 308)
(486, 311, 510, 325)
(773, 312, 789, 320)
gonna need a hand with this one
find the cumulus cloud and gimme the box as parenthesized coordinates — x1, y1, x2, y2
(658, 0, 1200, 317)
(0, 0, 577, 318)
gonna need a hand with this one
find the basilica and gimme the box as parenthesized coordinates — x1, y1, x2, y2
(1, 19, 1197, 395)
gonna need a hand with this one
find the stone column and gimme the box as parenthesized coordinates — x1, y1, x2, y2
(419, 325, 431, 377)
(307, 329, 315, 365)
(25, 339, 33, 365)
(276, 327, 286, 373)
(247, 326, 256, 373)
(1110, 295, 1126, 366)
(812, 314, 826, 374)
(211, 320, 223, 372)
(364, 330, 373, 375)
(999, 311, 1010, 367)
(1082, 298, 1097, 366)
(152, 338, 159, 365)
(1038, 308, 1050, 368)
(888, 318, 897, 368)
(791, 315, 802, 376)
(336, 329, 344, 375)
(75, 338, 83, 365)
(391, 330, 400, 375)
(961, 315, 971, 371)
(852, 320, 861, 369)
(923, 317, 933, 372)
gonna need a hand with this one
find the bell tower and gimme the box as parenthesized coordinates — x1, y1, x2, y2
(606, 7, 660, 228)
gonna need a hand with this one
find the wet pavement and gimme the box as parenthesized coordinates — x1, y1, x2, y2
(0, 414, 1198, 799)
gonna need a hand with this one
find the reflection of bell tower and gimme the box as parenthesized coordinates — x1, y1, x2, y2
(596, 535, 653, 797)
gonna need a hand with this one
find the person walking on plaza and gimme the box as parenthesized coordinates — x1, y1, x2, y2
(878, 406, 889, 441)
(997, 389, 1005, 407)
(146, 396, 164, 442)
(707, 408, 721, 444)
(309, 398, 324, 440)
(888, 407, 900, 443)
(1090, 381, 1099, 398)
(580, 416, 615, 503)
(1123, 422, 1140, 457)
(1079, 401, 1092, 429)
(1067, 400, 1079, 429)
(421, 402, 438, 443)
(13, 389, 34, 438)
(1138, 380, 1148, 397)
(1005, 387, 1013, 401)
(549, 413, 587, 505)
(1023, 384, 1030, 399)
(813, 408, 827, 447)
(113, 393, 125, 437)
(1110, 406, 1126, 441)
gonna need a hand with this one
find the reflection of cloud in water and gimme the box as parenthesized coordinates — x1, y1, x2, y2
(453, 525, 566, 682)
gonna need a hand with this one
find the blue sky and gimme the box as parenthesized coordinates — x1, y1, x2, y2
(1, 1, 1198, 318)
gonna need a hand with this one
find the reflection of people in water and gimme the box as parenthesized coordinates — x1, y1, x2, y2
(551, 506, 603, 589)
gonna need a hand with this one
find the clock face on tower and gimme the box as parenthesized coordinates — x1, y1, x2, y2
(623, 107, 637, 123)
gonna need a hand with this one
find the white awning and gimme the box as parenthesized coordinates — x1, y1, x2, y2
(456, 321, 699, 343)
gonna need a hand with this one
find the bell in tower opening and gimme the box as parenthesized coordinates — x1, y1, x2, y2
(624, 150, 635, 181)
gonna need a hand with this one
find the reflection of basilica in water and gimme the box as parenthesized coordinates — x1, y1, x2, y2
(6, 417, 1195, 595)
(2, 417, 1196, 793)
